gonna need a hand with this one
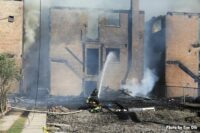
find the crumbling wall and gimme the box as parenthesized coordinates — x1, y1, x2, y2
(100, 13, 128, 45)
(49, 1, 144, 97)
(50, 9, 86, 96)
(50, 9, 132, 97)
(165, 13, 199, 97)
(50, 9, 131, 97)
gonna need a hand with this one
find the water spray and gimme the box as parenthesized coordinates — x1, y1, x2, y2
(98, 52, 116, 99)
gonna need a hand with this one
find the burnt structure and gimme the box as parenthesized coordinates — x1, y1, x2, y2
(49, 0, 144, 97)
(148, 12, 200, 98)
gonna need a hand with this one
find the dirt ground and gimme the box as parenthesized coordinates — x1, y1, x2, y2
(47, 107, 200, 133)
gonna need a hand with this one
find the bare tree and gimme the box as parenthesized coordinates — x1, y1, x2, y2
(0, 54, 20, 113)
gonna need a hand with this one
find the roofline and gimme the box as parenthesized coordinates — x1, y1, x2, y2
(50, 6, 131, 14)
(167, 12, 200, 17)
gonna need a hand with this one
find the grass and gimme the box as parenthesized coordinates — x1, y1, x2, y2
(7, 112, 29, 133)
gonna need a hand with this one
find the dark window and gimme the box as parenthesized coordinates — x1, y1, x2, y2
(105, 13, 120, 27)
(8, 16, 14, 23)
(86, 49, 99, 75)
(84, 81, 97, 96)
(106, 48, 120, 62)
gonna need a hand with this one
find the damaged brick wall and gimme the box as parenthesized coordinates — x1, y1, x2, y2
(49, 0, 145, 97)
(165, 13, 199, 97)
(50, 8, 130, 97)
(99, 13, 128, 91)
(148, 13, 200, 98)
(50, 9, 86, 96)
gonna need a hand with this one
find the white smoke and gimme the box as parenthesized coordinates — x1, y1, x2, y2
(122, 68, 158, 97)
(24, 0, 40, 51)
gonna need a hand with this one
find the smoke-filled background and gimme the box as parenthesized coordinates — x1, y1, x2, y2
(23, 0, 200, 97)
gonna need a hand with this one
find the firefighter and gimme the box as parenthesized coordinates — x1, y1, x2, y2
(86, 88, 102, 113)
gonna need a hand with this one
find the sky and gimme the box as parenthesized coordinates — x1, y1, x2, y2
(50, 0, 200, 21)
(140, 0, 200, 20)
(25, 0, 200, 21)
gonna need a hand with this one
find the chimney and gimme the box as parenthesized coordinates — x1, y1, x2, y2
(126, 0, 144, 83)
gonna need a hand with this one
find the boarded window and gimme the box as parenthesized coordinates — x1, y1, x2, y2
(106, 48, 120, 62)
(86, 13, 99, 41)
(105, 13, 120, 27)
(86, 49, 99, 75)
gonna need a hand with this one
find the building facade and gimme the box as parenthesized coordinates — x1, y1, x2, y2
(165, 12, 200, 97)
(49, 0, 144, 97)
(148, 12, 200, 98)
(0, 1, 23, 64)
(0, 1, 23, 92)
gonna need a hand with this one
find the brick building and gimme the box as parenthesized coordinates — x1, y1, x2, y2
(166, 12, 200, 97)
(49, 0, 144, 97)
(0, 1, 23, 92)
(0, 1, 23, 63)
(148, 12, 200, 98)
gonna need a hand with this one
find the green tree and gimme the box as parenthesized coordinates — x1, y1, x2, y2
(0, 54, 20, 113)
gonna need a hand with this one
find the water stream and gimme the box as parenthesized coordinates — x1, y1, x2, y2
(98, 52, 115, 99)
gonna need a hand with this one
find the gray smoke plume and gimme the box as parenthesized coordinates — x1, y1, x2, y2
(23, 0, 41, 96)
